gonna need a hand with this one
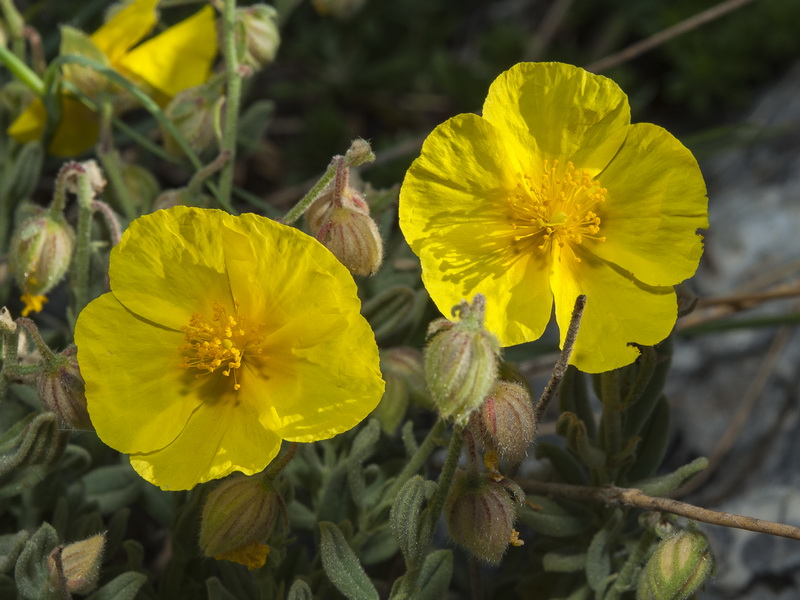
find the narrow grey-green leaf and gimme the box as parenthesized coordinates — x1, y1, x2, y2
(0, 530, 29, 574)
(206, 576, 240, 600)
(14, 522, 58, 600)
(86, 571, 148, 600)
(319, 522, 378, 600)
(390, 475, 431, 566)
(542, 551, 587, 573)
(637, 457, 708, 497)
(414, 549, 453, 600)
(586, 528, 611, 591)
(287, 579, 314, 600)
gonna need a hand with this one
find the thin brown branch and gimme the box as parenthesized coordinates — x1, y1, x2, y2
(533, 295, 587, 430)
(695, 284, 800, 310)
(585, 0, 759, 73)
(523, 479, 800, 541)
(525, 0, 574, 61)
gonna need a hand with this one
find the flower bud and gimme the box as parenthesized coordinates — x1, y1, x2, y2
(37, 346, 92, 430)
(48, 533, 105, 595)
(474, 381, 536, 466)
(383, 346, 429, 407)
(344, 138, 375, 167)
(424, 295, 499, 426)
(637, 530, 714, 600)
(9, 212, 74, 316)
(152, 187, 212, 211)
(228, 4, 280, 71)
(445, 471, 517, 565)
(199, 476, 283, 570)
(316, 205, 383, 276)
(107, 163, 160, 212)
(305, 185, 369, 235)
(62, 160, 107, 197)
(60, 26, 108, 99)
(162, 79, 225, 156)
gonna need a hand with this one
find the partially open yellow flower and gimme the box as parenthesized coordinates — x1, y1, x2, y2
(75, 207, 384, 490)
(8, 0, 217, 156)
(400, 62, 708, 373)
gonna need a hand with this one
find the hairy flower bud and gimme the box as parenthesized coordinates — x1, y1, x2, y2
(445, 471, 518, 564)
(344, 138, 375, 167)
(37, 346, 92, 430)
(228, 4, 280, 70)
(637, 530, 714, 600)
(199, 476, 283, 570)
(48, 533, 105, 595)
(474, 381, 536, 466)
(162, 78, 224, 156)
(424, 295, 499, 426)
(9, 212, 74, 316)
(305, 185, 369, 236)
(316, 205, 383, 276)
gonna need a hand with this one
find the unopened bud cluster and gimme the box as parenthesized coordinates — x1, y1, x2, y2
(163, 78, 225, 156)
(199, 476, 283, 570)
(424, 295, 499, 426)
(227, 4, 280, 71)
(637, 529, 714, 600)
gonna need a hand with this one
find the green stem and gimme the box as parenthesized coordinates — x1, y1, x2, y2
(599, 370, 623, 465)
(219, 0, 242, 210)
(98, 139, 138, 220)
(70, 170, 94, 318)
(263, 442, 299, 480)
(606, 529, 656, 599)
(16, 318, 57, 362)
(425, 426, 463, 526)
(384, 419, 446, 501)
(0, 42, 45, 95)
(282, 160, 338, 225)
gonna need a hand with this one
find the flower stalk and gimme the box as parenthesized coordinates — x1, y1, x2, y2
(219, 0, 244, 209)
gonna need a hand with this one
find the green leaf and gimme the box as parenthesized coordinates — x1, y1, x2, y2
(286, 579, 313, 600)
(625, 396, 671, 482)
(518, 496, 592, 538)
(536, 442, 588, 485)
(585, 527, 611, 591)
(319, 522, 379, 600)
(390, 475, 435, 567)
(205, 576, 240, 600)
(82, 464, 142, 514)
(86, 571, 148, 600)
(14, 522, 58, 600)
(542, 551, 587, 573)
(637, 457, 709, 497)
(559, 367, 596, 440)
(0, 530, 29, 574)
(361, 526, 398, 566)
(413, 549, 453, 600)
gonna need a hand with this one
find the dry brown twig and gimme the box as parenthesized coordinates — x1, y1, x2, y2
(523, 479, 800, 541)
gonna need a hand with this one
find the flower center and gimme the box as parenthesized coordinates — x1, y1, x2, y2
(508, 160, 607, 262)
(179, 303, 261, 391)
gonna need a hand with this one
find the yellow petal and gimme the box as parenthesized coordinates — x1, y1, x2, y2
(221, 214, 384, 441)
(551, 247, 677, 373)
(589, 123, 709, 286)
(399, 113, 553, 346)
(482, 62, 630, 176)
(118, 6, 217, 99)
(129, 395, 282, 491)
(75, 293, 201, 454)
(90, 0, 159, 64)
(215, 543, 270, 570)
(7, 98, 46, 144)
(109, 207, 234, 330)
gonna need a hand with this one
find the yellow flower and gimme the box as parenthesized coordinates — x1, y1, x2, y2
(74, 207, 384, 490)
(400, 62, 708, 373)
(8, 0, 217, 156)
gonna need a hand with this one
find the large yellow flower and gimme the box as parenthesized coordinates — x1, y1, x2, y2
(74, 207, 384, 490)
(8, 0, 217, 156)
(400, 62, 708, 373)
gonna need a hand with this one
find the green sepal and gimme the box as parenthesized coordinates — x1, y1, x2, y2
(559, 366, 596, 440)
(14, 522, 58, 600)
(319, 521, 379, 600)
(556, 412, 606, 470)
(390, 474, 436, 568)
(413, 549, 453, 600)
(637, 457, 709, 497)
(535, 442, 588, 485)
(286, 579, 314, 600)
(86, 572, 148, 600)
(625, 396, 671, 482)
(542, 551, 588, 573)
(518, 495, 592, 538)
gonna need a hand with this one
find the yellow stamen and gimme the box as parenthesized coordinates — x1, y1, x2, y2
(179, 302, 260, 391)
(507, 160, 607, 260)
(20, 293, 48, 316)
(509, 529, 525, 547)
